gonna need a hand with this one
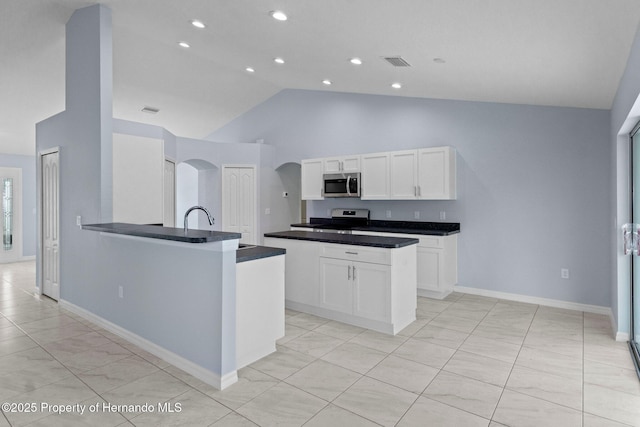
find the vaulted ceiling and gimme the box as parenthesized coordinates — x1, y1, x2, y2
(2, 0, 640, 155)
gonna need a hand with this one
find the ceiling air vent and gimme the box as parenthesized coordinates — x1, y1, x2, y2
(383, 56, 411, 67)
(141, 106, 160, 114)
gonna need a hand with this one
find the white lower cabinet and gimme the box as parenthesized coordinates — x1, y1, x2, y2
(319, 258, 353, 314)
(352, 262, 390, 322)
(263, 237, 416, 335)
(352, 231, 458, 300)
(319, 257, 390, 322)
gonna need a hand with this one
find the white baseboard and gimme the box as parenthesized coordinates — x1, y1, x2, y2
(59, 299, 237, 390)
(20, 256, 35, 262)
(453, 285, 610, 315)
(609, 310, 630, 342)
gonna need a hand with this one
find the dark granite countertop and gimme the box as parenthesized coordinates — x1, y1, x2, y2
(83, 223, 241, 243)
(264, 231, 418, 248)
(236, 245, 286, 263)
(290, 219, 460, 236)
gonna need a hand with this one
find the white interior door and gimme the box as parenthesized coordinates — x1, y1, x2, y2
(222, 166, 256, 244)
(0, 167, 22, 263)
(41, 152, 59, 300)
(163, 159, 176, 227)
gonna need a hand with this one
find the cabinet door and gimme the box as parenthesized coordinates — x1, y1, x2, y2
(341, 156, 360, 173)
(353, 261, 391, 322)
(417, 147, 456, 199)
(417, 247, 441, 292)
(361, 153, 390, 199)
(323, 158, 342, 174)
(301, 159, 324, 200)
(390, 150, 418, 199)
(319, 257, 353, 314)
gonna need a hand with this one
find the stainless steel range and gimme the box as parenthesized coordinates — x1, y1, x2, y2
(312, 208, 370, 234)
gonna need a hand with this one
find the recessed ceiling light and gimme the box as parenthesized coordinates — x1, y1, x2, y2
(322, 79, 332, 86)
(245, 67, 255, 73)
(349, 58, 362, 65)
(433, 58, 446, 64)
(190, 20, 206, 29)
(270, 10, 288, 21)
(178, 41, 190, 48)
(391, 82, 402, 89)
(274, 57, 285, 64)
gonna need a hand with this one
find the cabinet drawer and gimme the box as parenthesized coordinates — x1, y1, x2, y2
(418, 236, 444, 249)
(321, 244, 391, 265)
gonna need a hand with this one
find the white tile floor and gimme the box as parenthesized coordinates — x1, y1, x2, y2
(0, 261, 639, 426)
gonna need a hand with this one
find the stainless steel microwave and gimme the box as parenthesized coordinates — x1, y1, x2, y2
(322, 173, 361, 198)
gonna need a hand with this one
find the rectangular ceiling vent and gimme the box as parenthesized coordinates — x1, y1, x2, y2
(141, 106, 160, 114)
(383, 56, 411, 67)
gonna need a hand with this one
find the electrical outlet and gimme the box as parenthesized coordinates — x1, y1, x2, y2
(561, 268, 570, 279)
(414, 211, 420, 219)
(118, 286, 123, 298)
(386, 210, 392, 218)
(440, 211, 446, 220)
(265, 208, 271, 215)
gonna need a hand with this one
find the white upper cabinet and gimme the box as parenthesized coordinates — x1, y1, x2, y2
(417, 146, 456, 199)
(301, 158, 324, 200)
(361, 152, 390, 200)
(323, 155, 360, 173)
(389, 146, 457, 200)
(389, 150, 418, 199)
(302, 146, 456, 201)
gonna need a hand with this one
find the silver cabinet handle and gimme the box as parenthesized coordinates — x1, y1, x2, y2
(348, 265, 352, 280)
(352, 266, 356, 280)
(345, 251, 358, 255)
(418, 186, 421, 197)
(414, 186, 417, 196)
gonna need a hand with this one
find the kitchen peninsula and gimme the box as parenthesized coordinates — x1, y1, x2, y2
(73, 223, 285, 390)
(264, 230, 418, 335)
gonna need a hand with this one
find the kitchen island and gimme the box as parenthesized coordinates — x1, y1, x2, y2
(264, 231, 418, 335)
(291, 218, 460, 299)
(73, 223, 285, 390)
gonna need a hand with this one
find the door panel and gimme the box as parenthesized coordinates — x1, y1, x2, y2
(42, 152, 59, 300)
(222, 166, 256, 244)
(0, 168, 21, 264)
(631, 124, 640, 369)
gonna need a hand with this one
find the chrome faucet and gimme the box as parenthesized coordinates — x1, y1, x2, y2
(184, 206, 214, 233)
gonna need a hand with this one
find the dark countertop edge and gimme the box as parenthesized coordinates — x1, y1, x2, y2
(83, 223, 241, 243)
(236, 246, 286, 263)
(290, 221, 460, 236)
(264, 231, 419, 249)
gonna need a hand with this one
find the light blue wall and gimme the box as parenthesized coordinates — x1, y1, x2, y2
(208, 89, 612, 307)
(0, 154, 36, 257)
(35, 4, 239, 380)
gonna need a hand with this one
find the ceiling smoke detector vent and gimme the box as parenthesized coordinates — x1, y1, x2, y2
(141, 106, 160, 114)
(383, 56, 411, 67)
